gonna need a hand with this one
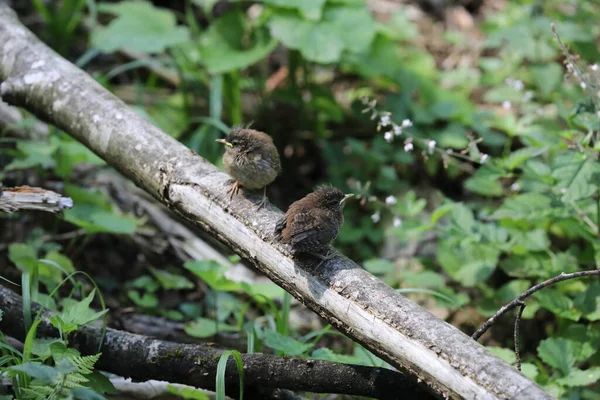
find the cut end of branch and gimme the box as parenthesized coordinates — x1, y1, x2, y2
(0, 185, 73, 213)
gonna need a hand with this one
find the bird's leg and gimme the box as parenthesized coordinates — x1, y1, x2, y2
(256, 186, 269, 210)
(226, 180, 241, 201)
(308, 249, 336, 268)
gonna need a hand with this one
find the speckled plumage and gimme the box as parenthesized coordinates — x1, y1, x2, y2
(275, 186, 352, 255)
(217, 128, 281, 208)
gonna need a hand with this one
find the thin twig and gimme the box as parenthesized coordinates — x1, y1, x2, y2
(472, 270, 600, 341)
(513, 301, 526, 371)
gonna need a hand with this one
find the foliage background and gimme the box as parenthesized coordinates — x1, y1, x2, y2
(1, 0, 600, 398)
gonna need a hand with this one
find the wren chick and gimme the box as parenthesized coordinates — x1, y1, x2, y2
(274, 186, 354, 263)
(216, 127, 282, 209)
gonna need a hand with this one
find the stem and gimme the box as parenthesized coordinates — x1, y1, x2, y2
(472, 270, 600, 340)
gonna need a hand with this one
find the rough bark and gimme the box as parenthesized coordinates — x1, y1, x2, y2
(0, 185, 73, 213)
(0, 5, 553, 400)
(0, 285, 424, 399)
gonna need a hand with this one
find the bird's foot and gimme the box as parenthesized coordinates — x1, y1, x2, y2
(226, 181, 241, 201)
(308, 249, 336, 268)
(255, 187, 269, 210)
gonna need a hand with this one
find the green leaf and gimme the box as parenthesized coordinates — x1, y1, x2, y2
(450, 203, 475, 232)
(575, 284, 600, 321)
(59, 289, 108, 333)
(509, 228, 550, 252)
(31, 338, 61, 358)
(552, 152, 600, 202)
(166, 385, 210, 400)
(50, 341, 80, 363)
(269, 5, 375, 63)
(43, 251, 75, 274)
(538, 338, 576, 375)
(438, 241, 499, 287)
(311, 348, 362, 364)
(92, 1, 190, 53)
(534, 290, 581, 321)
(531, 64, 563, 97)
(5, 140, 57, 171)
(262, 329, 313, 356)
(486, 346, 516, 364)
(464, 176, 503, 197)
(500, 147, 547, 171)
(150, 268, 194, 290)
(63, 206, 138, 234)
(198, 10, 277, 74)
(9, 363, 58, 383)
(8, 243, 38, 272)
(400, 271, 446, 288)
(71, 387, 109, 400)
(556, 367, 600, 387)
(521, 363, 539, 380)
(127, 290, 158, 308)
(363, 259, 394, 274)
(264, 0, 326, 20)
(490, 193, 554, 220)
(184, 318, 237, 338)
(183, 261, 241, 292)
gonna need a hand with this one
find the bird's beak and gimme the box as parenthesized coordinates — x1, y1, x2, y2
(339, 193, 355, 205)
(216, 138, 233, 148)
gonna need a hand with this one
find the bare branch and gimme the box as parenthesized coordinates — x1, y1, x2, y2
(0, 5, 553, 399)
(0, 284, 427, 399)
(514, 301, 526, 371)
(472, 270, 600, 341)
(0, 185, 73, 213)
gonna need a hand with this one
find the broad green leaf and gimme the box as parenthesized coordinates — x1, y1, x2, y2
(486, 346, 516, 364)
(198, 10, 277, 74)
(240, 282, 284, 300)
(490, 193, 554, 220)
(464, 176, 503, 197)
(50, 341, 80, 363)
(183, 260, 241, 292)
(269, 5, 375, 63)
(509, 228, 550, 252)
(5, 140, 57, 171)
(521, 363, 539, 380)
(538, 338, 576, 375)
(438, 241, 499, 287)
(311, 348, 362, 364)
(43, 251, 75, 274)
(500, 147, 547, 171)
(71, 387, 109, 400)
(556, 367, 600, 387)
(264, 0, 326, 20)
(575, 284, 600, 321)
(55, 358, 77, 375)
(150, 268, 194, 290)
(531, 64, 563, 97)
(363, 259, 394, 274)
(55, 140, 105, 178)
(59, 289, 108, 333)
(262, 329, 312, 356)
(184, 318, 237, 338)
(450, 203, 475, 232)
(63, 205, 138, 234)
(166, 385, 210, 400)
(92, 1, 190, 53)
(8, 243, 38, 272)
(9, 363, 58, 383)
(400, 271, 446, 288)
(31, 338, 62, 358)
(127, 290, 158, 308)
(534, 290, 581, 321)
(552, 152, 600, 202)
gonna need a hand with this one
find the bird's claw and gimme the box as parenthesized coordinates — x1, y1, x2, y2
(226, 181, 241, 201)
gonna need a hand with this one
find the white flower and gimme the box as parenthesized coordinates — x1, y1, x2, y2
(480, 153, 489, 164)
(502, 101, 511, 110)
(371, 213, 381, 223)
(580, 81, 587, 89)
(566, 63, 573, 71)
(393, 217, 403, 228)
(401, 119, 413, 128)
(380, 114, 391, 127)
(514, 80, 524, 91)
(404, 142, 414, 152)
(522, 91, 533, 102)
(393, 125, 402, 135)
(384, 131, 394, 142)
(592, 64, 598, 71)
(385, 195, 397, 206)
(510, 182, 520, 191)
(427, 140, 436, 154)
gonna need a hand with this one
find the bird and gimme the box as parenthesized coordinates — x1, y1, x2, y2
(216, 127, 282, 209)
(275, 186, 354, 263)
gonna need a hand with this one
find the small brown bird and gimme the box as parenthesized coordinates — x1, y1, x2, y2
(275, 186, 354, 261)
(216, 127, 282, 209)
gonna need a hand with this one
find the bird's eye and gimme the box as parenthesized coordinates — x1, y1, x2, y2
(231, 140, 239, 146)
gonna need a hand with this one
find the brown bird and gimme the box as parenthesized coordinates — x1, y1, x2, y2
(275, 186, 354, 261)
(216, 127, 282, 209)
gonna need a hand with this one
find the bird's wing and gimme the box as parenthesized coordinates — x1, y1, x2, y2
(287, 208, 335, 251)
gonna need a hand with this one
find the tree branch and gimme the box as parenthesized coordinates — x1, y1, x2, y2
(0, 5, 552, 399)
(472, 270, 600, 341)
(0, 184, 73, 213)
(0, 285, 425, 399)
